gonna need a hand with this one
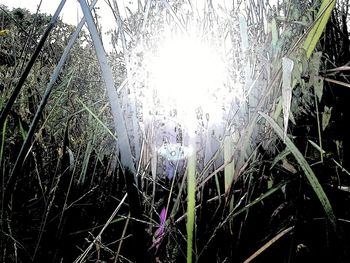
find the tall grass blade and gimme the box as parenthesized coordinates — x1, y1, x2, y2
(303, 0, 336, 58)
(0, 118, 6, 164)
(78, 2, 149, 261)
(78, 131, 94, 185)
(110, 0, 141, 163)
(78, 0, 135, 173)
(258, 111, 337, 230)
(243, 226, 294, 263)
(187, 143, 196, 263)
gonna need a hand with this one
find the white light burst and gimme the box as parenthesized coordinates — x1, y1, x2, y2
(147, 35, 226, 131)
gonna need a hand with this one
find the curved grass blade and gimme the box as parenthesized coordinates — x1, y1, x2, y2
(258, 111, 336, 230)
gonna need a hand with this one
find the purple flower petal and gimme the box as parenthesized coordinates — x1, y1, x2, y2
(151, 207, 168, 252)
(159, 207, 167, 224)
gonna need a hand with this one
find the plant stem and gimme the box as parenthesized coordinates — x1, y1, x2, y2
(187, 137, 196, 263)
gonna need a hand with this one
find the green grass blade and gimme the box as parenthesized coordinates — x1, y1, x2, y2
(77, 98, 118, 141)
(0, 118, 7, 163)
(187, 144, 196, 263)
(303, 0, 336, 58)
(258, 111, 336, 230)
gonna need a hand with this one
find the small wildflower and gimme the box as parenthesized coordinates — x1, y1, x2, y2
(151, 207, 167, 252)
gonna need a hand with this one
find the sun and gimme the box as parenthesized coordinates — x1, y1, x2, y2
(147, 34, 226, 130)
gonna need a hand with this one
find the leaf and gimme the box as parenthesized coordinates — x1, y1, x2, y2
(271, 148, 291, 169)
(308, 139, 326, 154)
(290, 48, 307, 77)
(224, 135, 235, 193)
(303, 0, 336, 58)
(309, 52, 324, 102)
(79, 133, 94, 184)
(18, 120, 28, 141)
(313, 76, 324, 102)
(267, 177, 274, 189)
(0, 29, 10, 36)
(239, 15, 249, 52)
(151, 145, 157, 183)
(335, 140, 343, 160)
(67, 147, 75, 172)
(269, 18, 279, 49)
(0, 118, 7, 163)
(282, 57, 294, 141)
(289, 111, 296, 125)
(309, 51, 323, 75)
(281, 159, 297, 174)
(259, 111, 337, 231)
(322, 106, 332, 131)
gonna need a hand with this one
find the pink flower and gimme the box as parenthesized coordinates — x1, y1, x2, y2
(151, 207, 167, 252)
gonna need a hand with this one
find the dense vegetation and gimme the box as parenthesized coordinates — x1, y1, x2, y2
(1, 1, 350, 262)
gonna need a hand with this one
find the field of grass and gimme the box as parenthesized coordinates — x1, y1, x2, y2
(1, 0, 350, 262)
